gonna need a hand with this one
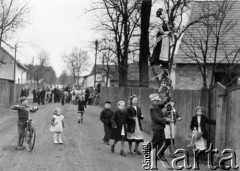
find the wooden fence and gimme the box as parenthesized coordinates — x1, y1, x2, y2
(0, 79, 22, 109)
(214, 83, 240, 166)
(100, 87, 202, 149)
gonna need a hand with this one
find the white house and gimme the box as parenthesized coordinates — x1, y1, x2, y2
(0, 47, 28, 84)
(83, 73, 111, 88)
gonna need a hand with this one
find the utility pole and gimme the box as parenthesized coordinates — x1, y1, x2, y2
(94, 40, 98, 87)
(14, 44, 17, 82)
(13, 44, 17, 103)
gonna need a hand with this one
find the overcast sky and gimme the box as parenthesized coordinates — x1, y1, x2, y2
(8, 0, 98, 77)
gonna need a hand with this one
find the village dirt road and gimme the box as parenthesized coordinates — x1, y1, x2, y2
(0, 102, 149, 171)
(0, 102, 210, 171)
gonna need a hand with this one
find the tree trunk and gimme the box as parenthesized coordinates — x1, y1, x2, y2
(139, 0, 151, 87)
(118, 64, 128, 87)
(118, 0, 129, 87)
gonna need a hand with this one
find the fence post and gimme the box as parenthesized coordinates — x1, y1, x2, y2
(214, 82, 227, 164)
(200, 87, 209, 115)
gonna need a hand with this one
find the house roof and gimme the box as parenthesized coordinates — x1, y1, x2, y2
(175, 0, 240, 64)
(89, 64, 118, 79)
(89, 64, 118, 76)
(0, 46, 28, 70)
(88, 64, 156, 81)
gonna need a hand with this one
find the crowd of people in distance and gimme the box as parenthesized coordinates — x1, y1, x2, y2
(27, 84, 100, 106)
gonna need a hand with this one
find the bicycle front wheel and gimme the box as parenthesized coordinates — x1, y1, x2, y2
(26, 124, 36, 152)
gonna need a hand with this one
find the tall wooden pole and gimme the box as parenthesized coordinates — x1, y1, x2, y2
(13, 44, 17, 103)
(94, 40, 98, 87)
(14, 44, 17, 83)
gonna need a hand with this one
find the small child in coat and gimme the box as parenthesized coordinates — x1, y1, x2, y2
(110, 101, 128, 156)
(77, 95, 86, 123)
(50, 108, 64, 144)
(100, 101, 113, 145)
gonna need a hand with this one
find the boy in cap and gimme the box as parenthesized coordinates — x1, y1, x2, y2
(100, 101, 113, 145)
(149, 93, 171, 160)
(11, 96, 38, 150)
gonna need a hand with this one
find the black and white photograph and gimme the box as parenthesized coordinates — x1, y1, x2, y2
(0, 0, 239, 170)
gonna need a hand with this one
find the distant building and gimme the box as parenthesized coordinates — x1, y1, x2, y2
(0, 46, 28, 84)
(83, 72, 111, 88)
(172, 1, 240, 89)
(83, 64, 158, 88)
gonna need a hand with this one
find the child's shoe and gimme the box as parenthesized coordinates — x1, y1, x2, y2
(17, 146, 24, 150)
(104, 141, 110, 145)
(120, 150, 127, 156)
(133, 149, 142, 155)
(128, 150, 133, 154)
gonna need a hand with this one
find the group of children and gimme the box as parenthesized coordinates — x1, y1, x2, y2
(99, 96, 216, 159)
(100, 96, 145, 156)
(11, 93, 87, 147)
(12, 94, 215, 158)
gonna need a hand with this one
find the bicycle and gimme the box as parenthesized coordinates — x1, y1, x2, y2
(16, 106, 38, 152)
(19, 118, 36, 152)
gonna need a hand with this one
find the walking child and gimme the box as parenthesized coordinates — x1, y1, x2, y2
(50, 108, 64, 144)
(110, 101, 128, 156)
(100, 101, 113, 145)
(126, 95, 144, 155)
(77, 94, 86, 123)
(163, 101, 181, 158)
(11, 96, 38, 150)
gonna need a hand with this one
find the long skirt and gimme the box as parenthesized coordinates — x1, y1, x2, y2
(150, 34, 170, 65)
(127, 117, 144, 143)
(195, 136, 207, 150)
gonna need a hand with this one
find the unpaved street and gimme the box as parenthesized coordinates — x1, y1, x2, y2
(0, 103, 156, 171)
(0, 103, 210, 171)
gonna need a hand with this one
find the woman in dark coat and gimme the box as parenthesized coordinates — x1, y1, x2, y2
(110, 101, 128, 156)
(126, 95, 144, 155)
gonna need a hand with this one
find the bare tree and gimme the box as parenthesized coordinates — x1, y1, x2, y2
(92, 0, 141, 87)
(58, 70, 69, 85)
(62, 48, 89, 86)
(98, 37, 117, 87)
(0, 0, 29, 66)
(34, 50, 51, 86)
(181, 0, 240, 88)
